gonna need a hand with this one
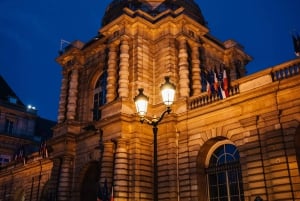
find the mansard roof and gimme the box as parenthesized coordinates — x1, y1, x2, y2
(102, 0, 206, 26)
(0, 75, 25, 108)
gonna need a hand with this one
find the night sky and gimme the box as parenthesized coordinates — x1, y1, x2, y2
(1, 0, 299, 121)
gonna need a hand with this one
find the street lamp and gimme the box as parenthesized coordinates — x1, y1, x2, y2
(134, 76, 176, 201)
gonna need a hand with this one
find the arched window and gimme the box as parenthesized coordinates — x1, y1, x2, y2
(206, 144, 244, 201)
(93, 72, 107, 121)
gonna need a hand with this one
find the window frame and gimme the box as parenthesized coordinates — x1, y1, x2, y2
(92, 71, 108, 121)
(205, 141, 244, 201)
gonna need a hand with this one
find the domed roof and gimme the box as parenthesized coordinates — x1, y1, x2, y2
(102, 0, 207, 26)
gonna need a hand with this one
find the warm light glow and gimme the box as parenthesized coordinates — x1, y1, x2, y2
(134, 88, 149, 117)
(160, 76, 176, 106)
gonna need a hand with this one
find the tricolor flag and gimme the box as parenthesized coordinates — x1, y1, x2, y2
(219, 86, 227, 99)
(213, 70, 219, 91)
(39, 141, 48, 158)
(206, 80, 211, 96)
(222, 69, 229, 98)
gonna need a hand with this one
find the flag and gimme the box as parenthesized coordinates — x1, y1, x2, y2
(201, 71, 207, 92)
(15, 145, 26, 164)
(220, 86, 226, 99)
(98, 179, 109, 201)
(213, 70, 219, 91)
(97, 182, 102, 201)
(39, 141, 48, 158)
(222, 69, 229, 98)
(110, 186, 114, 201)
(206, 80, 211, 96)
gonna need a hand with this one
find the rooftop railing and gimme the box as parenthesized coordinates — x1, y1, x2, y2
(188, 58, 300, 110)
(271, 58, 300, 81)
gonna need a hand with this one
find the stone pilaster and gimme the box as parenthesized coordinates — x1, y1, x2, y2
(67, 68, 79, 120)
(114, 138, 129, 200)
(107, 43, 119, 102)
(128, 137, 152, 200)
(178, 37, 190, 97)
(118, 39, 130, 98)
(101, 142, 115, 186)
(191, 44, 201, 96)
(159, 136, 178, 200)
(57, 156, 74, 201)
(46, 157, 62, 200)
(239, 116, 268, 200)
(258, 112, 295, 200)
(178, 131, 191, 200)
(57, 72, 68, 123)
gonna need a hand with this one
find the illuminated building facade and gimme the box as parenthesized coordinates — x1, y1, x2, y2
(1, 0, 300, 200)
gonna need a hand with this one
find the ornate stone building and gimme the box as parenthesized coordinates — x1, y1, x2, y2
(1, 0, 300, 200)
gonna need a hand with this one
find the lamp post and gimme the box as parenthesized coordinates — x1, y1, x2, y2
(134, 76, 176, 201)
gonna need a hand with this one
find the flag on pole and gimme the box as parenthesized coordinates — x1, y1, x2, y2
(110, 186, 114, 201)
(39, 141, 48, 158)
(220, 86, 226, 99)
(97, 182, 102, 201)
(222, 69, 229, 98)
(206, 80, 211, 96)
(213, 70, 219, 91)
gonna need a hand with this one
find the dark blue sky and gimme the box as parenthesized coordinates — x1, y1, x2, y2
(1, 0, 299, 121)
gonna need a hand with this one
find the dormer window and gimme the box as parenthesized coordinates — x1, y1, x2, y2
(8, 96, 17, 104)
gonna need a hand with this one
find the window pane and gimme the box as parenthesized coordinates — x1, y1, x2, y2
(208, 174, 218, 198)
(206, 144, 244, 201)
(93, 72, 107, 121)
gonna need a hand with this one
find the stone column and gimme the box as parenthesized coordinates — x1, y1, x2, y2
(57, 156, 73, 201)
(191, 44, 201, 95)
(178, 37, 190, 97)
(114, 138, 129, 200)
(107, 43, 119, 102)
(57, 72, 68, 123)
(67, 68, 79, 120)
(118, 39, 130, 98)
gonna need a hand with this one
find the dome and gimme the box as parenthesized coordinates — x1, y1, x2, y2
(102, 0, 207, 26)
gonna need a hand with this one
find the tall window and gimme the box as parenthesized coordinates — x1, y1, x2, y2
(206, 144, 244, 201)
(5, 119, 14, 134)
(93, 72, 107, 121)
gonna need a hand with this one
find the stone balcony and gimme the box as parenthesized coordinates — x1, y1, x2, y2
(188, 58, 300, 110)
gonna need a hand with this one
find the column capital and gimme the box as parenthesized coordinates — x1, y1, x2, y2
(109, 40, 120, 48)
(113, 137, 129, 147)
(177, 35, 187, 41)
(120, 35, 131, 42)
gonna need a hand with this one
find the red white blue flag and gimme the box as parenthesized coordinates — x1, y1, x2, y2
(213, 71, 219, 91)
(222, 69, 229, 98)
